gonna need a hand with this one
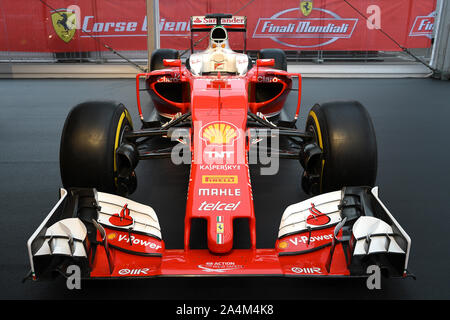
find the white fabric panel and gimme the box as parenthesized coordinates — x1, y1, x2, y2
(35, 238, 87, 257)
(352, 216, 405, 256)
(278, 190, 342, 238)
(50, 238, 72, 256)
(34, 218, 87, 257)
(46, 218, 87, 241)
(353, 216, 393, 239)
(27, 188, 68, 273)
(72, 242, 87, 257)
(34, 241, 51, 256)
(97, 192, 162, 239)
(368, 237, 389, 254)
(353, 240, 368, 256)
(387, 237, 405, 254)
(98, 192, 159, 223)
(370, 187, 411, 271)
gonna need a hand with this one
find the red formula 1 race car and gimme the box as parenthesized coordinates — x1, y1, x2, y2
(27, 14, 411, 281)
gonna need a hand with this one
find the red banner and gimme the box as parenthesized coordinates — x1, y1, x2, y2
(0, 0, 436, 52)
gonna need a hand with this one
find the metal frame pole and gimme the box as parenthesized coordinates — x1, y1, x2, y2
(146, 0, 160, 71)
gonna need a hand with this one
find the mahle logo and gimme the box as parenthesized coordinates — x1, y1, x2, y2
(51, 9, 77, 43)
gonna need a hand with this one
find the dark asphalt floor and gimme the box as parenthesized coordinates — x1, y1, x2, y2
(0, 77, 449, 299)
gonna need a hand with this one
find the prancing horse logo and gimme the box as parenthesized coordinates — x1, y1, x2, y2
(300, 1, 313, 17)
(51, 9, 76, 43)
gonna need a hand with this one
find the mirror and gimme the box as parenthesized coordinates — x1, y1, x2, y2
(163, 59, 182, 67)
(256, 59, 275, 67)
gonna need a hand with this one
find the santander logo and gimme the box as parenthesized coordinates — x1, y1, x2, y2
(306, 203, 330, 226)
(253, 7, 358, 48)
(109, 204, 134, 227)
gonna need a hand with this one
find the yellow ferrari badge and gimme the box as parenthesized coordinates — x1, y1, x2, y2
(216, 223, 224, 234)
(300, 1, 313, 17)
(51, 10, 76, 43)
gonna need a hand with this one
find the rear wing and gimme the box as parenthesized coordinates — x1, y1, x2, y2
(189, 13, 247, 53)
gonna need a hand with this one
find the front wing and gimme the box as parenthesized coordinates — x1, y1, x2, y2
(27, 187, 410, 280)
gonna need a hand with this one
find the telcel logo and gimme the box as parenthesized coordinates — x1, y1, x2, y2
(198, 201, 241, 211)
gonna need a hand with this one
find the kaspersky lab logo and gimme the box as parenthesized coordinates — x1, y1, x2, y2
(51, 8, 77, 43)
(253, 7, 358, 48)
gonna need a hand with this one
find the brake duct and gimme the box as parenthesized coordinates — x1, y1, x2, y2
(116, 143, 139, 195)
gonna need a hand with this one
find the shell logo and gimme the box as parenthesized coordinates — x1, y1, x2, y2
(200, 122, 239, 146)
(278, 241, 289, 249)
(107, 233, 117, 240)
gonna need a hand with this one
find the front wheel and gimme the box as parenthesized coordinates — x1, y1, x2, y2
(60, 101, 137, 195)
(302, 101, 378, 194)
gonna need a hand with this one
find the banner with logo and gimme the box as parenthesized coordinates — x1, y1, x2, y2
(0, 0, 436, 53)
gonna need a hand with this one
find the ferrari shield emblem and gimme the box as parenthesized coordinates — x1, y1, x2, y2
(300, 1, 313, 17)
(51, 9, 76, 43)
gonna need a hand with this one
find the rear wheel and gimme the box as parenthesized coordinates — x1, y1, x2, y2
(302, 101, 377, 194)
(60, 101, 137, 195)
